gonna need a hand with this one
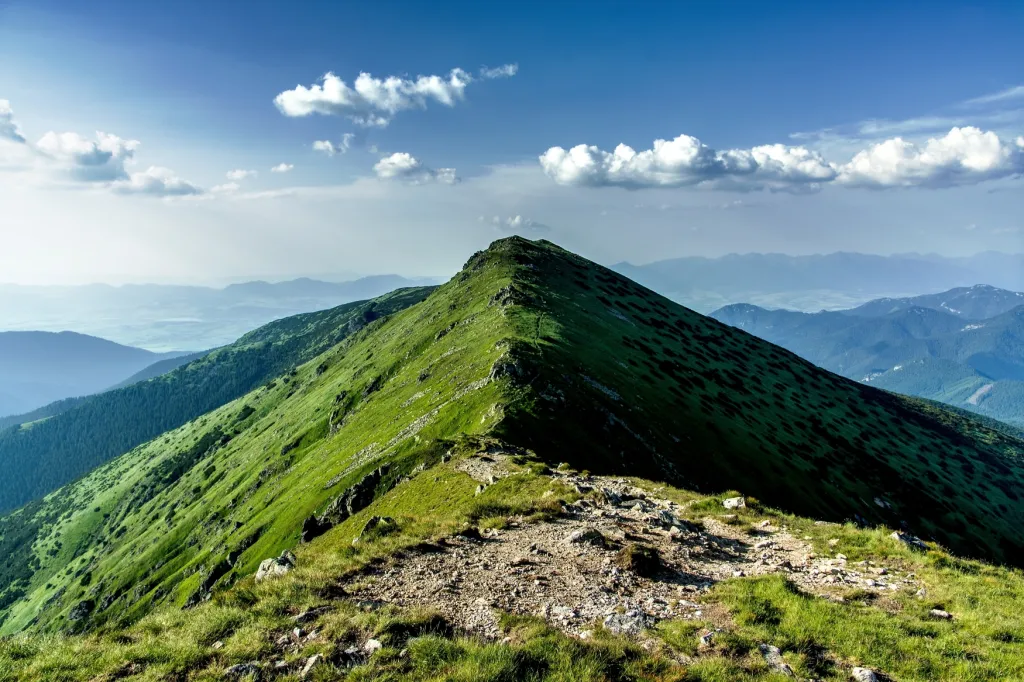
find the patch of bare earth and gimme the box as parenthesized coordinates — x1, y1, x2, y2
(345, 469, 918, 641)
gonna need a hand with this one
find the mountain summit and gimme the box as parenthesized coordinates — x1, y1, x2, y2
(2, 237, 1023, 638)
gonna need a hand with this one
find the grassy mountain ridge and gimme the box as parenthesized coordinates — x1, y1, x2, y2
(2, 237, 1023, 643)
(0, 287, 433, 514)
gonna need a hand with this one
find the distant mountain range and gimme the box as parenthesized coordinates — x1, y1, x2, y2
(711, 285, 1024, 427)
(0, 274, 439, 352)
(0, 332, 190, 419)
(615, 251, 1024, 313)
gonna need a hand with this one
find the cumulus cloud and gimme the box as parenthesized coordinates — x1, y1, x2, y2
(211, 182, 241, 193)
(482, 214, 551, 234)
(480, 64, 518, 79)
(111, 166, 204, 197)
(36, 131, 140, 182)
(373, 152, 458, 184)
(0, 99, 26, 143)
(271, 163, 294, 173)
(274, 64, 515, 127)
(836, 127, 1024, 189)
(541, 127, 1024, 192)
(226, 169, 257, 180)
(540, 134, 836, 192)
(313, 133, 356, 156)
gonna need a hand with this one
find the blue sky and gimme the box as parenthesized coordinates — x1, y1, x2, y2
(1, 0, 1022, 284)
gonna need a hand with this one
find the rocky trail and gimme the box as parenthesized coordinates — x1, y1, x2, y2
(343, 465, 920, 645)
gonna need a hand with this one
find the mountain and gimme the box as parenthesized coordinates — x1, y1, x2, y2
(711, 297, 1024, 427)
(0, 331, 189, 418)
(847, 284, 1024, 320)
(0, 274, 439, 352)
(614, 251, 1024, 313)
(2, 237, 1022, 648)
(0, 287, 434, 515)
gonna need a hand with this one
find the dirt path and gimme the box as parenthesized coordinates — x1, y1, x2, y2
(346, 470, 918, 640)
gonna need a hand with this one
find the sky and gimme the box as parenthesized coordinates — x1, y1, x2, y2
(1, 0, 1023, 285)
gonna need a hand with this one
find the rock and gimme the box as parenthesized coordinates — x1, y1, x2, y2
(67, 599, 95, 622)
(929, 608, 952, 620)
(602, 609, 653, 636)
(890, 531, 928, 551)
(758, 644, 795, 677)
(723, 496, 746, 509)
(274, 660, 288, 670)
(851, 667, 879, 681)
(225, 661, 262, 678)
(255, 551, 296, 582)
(566, 528, 606, 547)
(364, 638, 383, 654)
(212, 640, 224, 649)
(300, 654, 323, 678)
(699, 630, 715, 648)
(360, 515, 397, 539)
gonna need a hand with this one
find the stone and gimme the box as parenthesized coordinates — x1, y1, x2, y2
(602, 609, 653, 636)
(890, 531, 928, 551)
(851, 667, 879, 681)
(364, 638, 383, 654)
(255, 551, 295, 582)
(68, 599, 95, 622)
(566, 528, 606, 546)
(225, 661, 261, 678)
(723, 496, 746, 509)
(212, 640, 224, 649)
(758, 644, 795, 677)
(929, 608, 952, 620)
(360, 515, 397, 539)
(699, 630, 715, 648)
(300, 654, 323, 679)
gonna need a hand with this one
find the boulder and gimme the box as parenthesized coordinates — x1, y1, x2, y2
(225, 661, 262, 678)
(723, 496, 746, 509)
(255, 551, 296, 582)
(602, 609, 653, 636)
(68, 599, 95, 622)
(758, 644, 794, 677)
(851, 667, 879, 682)
(890, 531, 927, 551)
(363, 638, 383, 654)
(299, 654, 322, 679)
(929, 608, 952, 620)
(566, 528, 606, 547)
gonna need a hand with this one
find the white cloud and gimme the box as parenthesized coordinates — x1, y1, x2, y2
(274, 65, 512, 127)
(373, 152, 458, 184)
(963, 85, 1024, 107)
(111, 166, 204, 197)
(226, 169, 257, 180)
(837, 127, 1024, 189)
(479, 64, 518, 79)
(313, 133, 356, 156)
(0, 99, 26, 143)
(36, 131, 139, 182)
(271, 163, 294, 173)
(482, 214, 551, 234)
(542, 127, 1024, 192)
(539, 134, 836, 192)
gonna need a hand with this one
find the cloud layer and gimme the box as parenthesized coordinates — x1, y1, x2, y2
(274, 65, 516, 127)
(483, 214, 551, 234)
(271, 163, 293, 173)
(540, 127, 1024, 191)
(373, 152, 458, 184)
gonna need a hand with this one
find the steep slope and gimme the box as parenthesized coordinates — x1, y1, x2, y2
(0, 331, 185, 418)
(712, 302, 1024, 426)
(2, 238, 1023, 639)
(849, 284, 1024, 320)
(0, 288, 433, 514)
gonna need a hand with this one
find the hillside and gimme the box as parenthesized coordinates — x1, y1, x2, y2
(0, 287, 433, 514)
(848, 284, 1024, 320)
(0, 331, 186, 418)
(2, 237, 1023, 652)
(712, 301, 1024, 427)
